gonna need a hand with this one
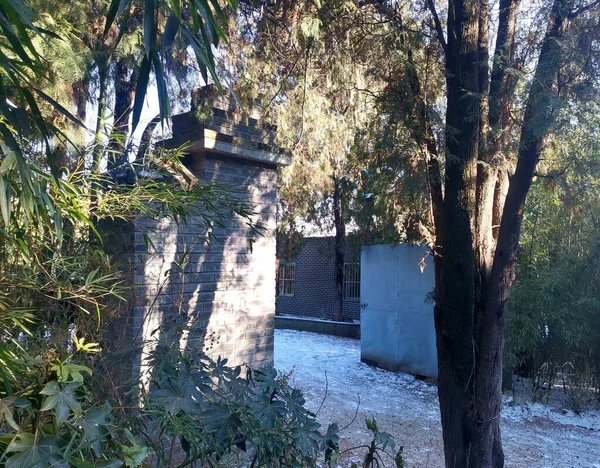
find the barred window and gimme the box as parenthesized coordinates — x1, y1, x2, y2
(278, 262, 295, 296)
(343, 263, 360, 300)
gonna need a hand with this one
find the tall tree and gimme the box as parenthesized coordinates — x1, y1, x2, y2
(228, 0, 386, 320)
(423, 0, 600, 465)
(231, 3, 599, 464)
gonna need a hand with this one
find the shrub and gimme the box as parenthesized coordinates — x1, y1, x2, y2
(133, 345, 340, 468)
(0, 337, 138, 468)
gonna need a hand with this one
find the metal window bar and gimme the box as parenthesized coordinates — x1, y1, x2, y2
(343, 263, 360, 300)
(278, 262, 295, 296)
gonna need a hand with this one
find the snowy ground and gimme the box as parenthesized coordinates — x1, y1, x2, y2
(274, 329, 600, 468)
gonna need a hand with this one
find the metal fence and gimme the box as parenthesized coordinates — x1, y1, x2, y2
(278, 262, 295, 296)
(343, 263, 360, 300)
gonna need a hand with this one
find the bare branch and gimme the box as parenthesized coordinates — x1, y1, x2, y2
(425, 0, 448, 57)
(136, 115, 161, 161)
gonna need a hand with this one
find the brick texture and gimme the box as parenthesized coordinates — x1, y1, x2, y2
(107, 152, 278, 380)
(276, 237, 361, 322)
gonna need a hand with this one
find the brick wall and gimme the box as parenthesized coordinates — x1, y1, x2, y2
(275, 237, 361, 322)
(107, 152, 279, 383)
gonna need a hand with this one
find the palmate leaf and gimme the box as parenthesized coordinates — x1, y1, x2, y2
(212, 412, 242, 444)
(73, 336, 102, 354)
(375, 430, 396, 452)
(291, 420, 322, 457)
(151, 375, 203, 415)
(258, 400, 286, 427)
(323, 423, 340, 466)
(76, 404, 112, 457)
(40, 381, 82, 425)
(0, 395, 22, 430)
(50, 360, 92, 383)
(5, 433, 67, 468)
(122, 443, 149, 467)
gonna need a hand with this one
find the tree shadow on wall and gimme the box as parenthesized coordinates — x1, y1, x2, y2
(100, 153, 278, 400)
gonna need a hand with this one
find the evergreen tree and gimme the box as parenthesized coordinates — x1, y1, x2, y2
(424, 0, 600, 465)
(230, 0, 600, 465)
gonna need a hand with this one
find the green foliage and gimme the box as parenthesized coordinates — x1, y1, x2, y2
(508, 101, 600, 407)
(276, 226, 306, 260)
(0, 137, 382, 468)
(104, 0, 238, 129)
(0, 0, 70, 199)
(93, 153, 261, 238)
(227, 1, 384, 237)
(135, 345, 340, 467)
(0, 143, 258, 333)
(0, 330, 404, 468)
(347, 418, 405, 468)
(0, 136, 267, 465)
(226, 1, 444, 244)
(0, 0, 238, 228)
(0, 3, 416, 467)
(0, 342, 139, 468)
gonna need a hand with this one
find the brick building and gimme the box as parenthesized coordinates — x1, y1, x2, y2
(276, 236, 362, 322)
(105, 86, 290, 381)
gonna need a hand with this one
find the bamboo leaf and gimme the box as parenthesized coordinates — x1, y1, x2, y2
(2, 0, 38, 32)
(104, 0, 130, 36)
(162, 12, 180, 51)
(0, 15, 36, 65)
(0, 150, 16, 173)
(207, 0, 228, 24)
(132, 55, 152, 130)
(0, 125, 34, 197)
(194, 0, 222, 44)
(144, 0, 157, 59)
(0, 2, 41, 58)
(152, 56, 170, 120)
(31, 88, 87, 129)
(0, 175, 11, 226)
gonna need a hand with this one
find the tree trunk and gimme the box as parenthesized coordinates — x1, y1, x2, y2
(432, 0, 569, 466)
(92, 61, 109, 175)
(107, 59, 139, 171)
(434, 0, 480, 465)
(332, 178, 346, 322)
(72, 77, 90, 165)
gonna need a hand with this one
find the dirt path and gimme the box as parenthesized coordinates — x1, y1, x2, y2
(274, 330, 600, 468)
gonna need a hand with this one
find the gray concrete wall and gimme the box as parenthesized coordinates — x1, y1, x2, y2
(360, 244, 437, 378)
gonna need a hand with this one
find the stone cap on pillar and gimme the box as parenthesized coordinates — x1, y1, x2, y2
(162, 85, 291, 167)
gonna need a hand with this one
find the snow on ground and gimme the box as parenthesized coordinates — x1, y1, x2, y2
(503, 400, 600, 432)
(274, 329, 600, 468)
